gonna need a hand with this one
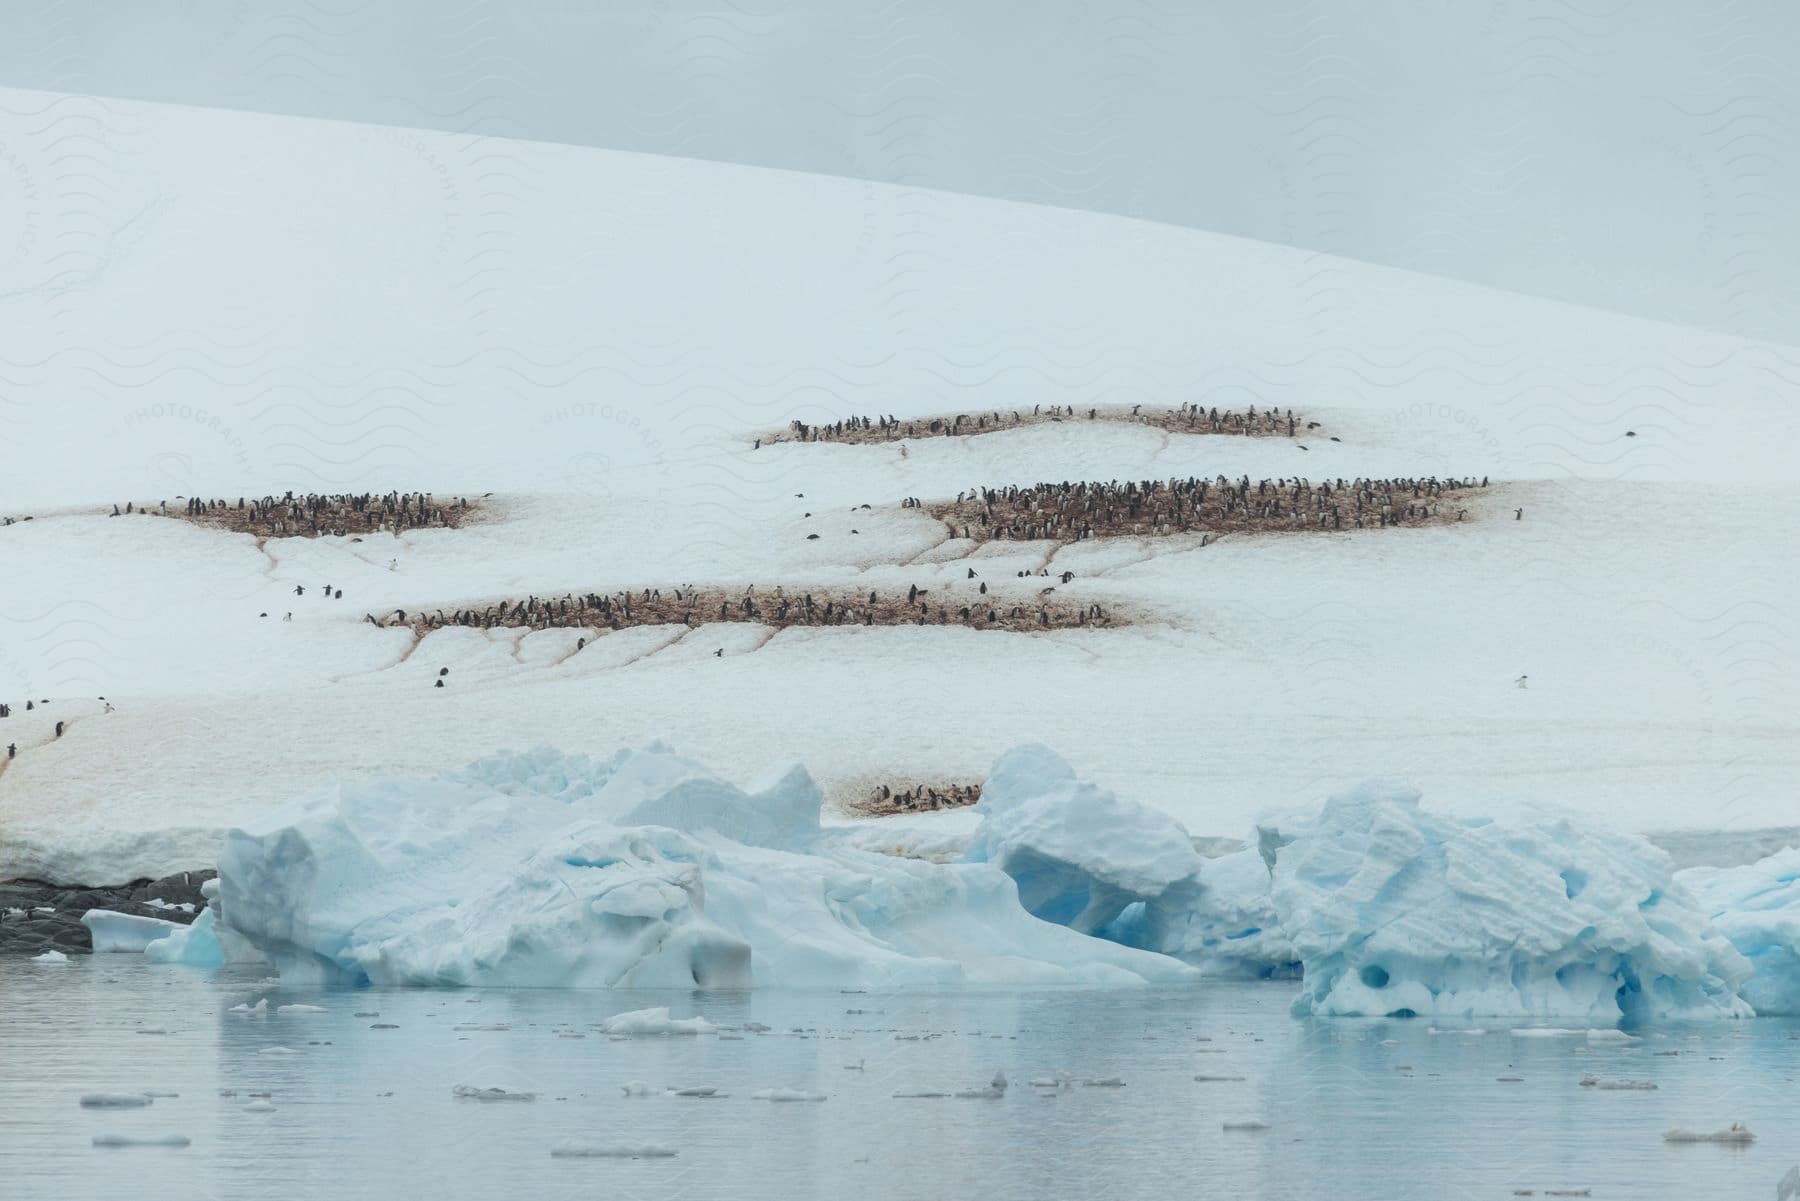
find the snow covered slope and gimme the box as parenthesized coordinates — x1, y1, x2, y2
(1, 87, 1796, 881)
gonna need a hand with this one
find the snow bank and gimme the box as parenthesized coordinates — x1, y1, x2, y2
(1275, 782, 1752, 1022)
(216, 746, 1196, 989)
(80, 910, 185, 953)
(1677, 846, 1800, 1015)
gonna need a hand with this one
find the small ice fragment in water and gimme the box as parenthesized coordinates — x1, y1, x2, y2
(672, 1087, 718, 1097)
(32, 950, 69, 963)
(1578, 1075, 1656, 1090)
(1222, 1120, 1270, 1131)
(1082, 1077, 1126, 1087)
(278, 1004, 326, 1014)
(80, 1094, 152, 1108)
(92, 1134, 190, 1148)
(954, 1071, 1007, 1099)
(230, 999, 268, 1015)
(550, 1144, 677, 1159)
(1663, 1123, 1753, 1144)
(452, 1085, 536, 1101)
(597, 1007, 714, 1036)
(243, 1100, 276, 1113)
(752, 1088, 826, 1102)
(1194, 1075, 1247, 1083)
(257, 1046, 302, 1055)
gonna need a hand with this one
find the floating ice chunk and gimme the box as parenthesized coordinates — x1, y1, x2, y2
(620, 1081, 658, 1097)
(551, 1143, 677, 1159)
(598, 1007, 715, 1036)
(1222, 1119, 1270, 1131)
(752, 1088, 826, 1102)
(1427, 1027, 1491, 1036)
(1277, 783, 1752, 1022)
(1082, 1077, 1126, 1087)
(141, 1090, 180, 1098)
(230, 999, 268, 1015)
(900, 1072, 1006, 1100)
(278, 1004, 327, 1014)
(452, 1085, 535, 1102)
(80, 910, 186, 953)
(146, 899, 266, 968)
(92, 1134, 190, 1148)
(671, 1087, 718, 1097)
(1578, 1075, 1656, 1090)
(1662, 1123, 1754, 1143)
(243, 1100, 276, 1113)
(257, 1046, 303, 1056)
(1193, 1075, 1247, 1082)
(893, 1090, 951, 1098)
(1677, 847, 1800, 1015)
(80, 1094, 152, 1108)
(32, 949, 69, 963)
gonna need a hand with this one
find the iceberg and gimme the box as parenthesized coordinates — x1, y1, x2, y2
(80, 910, 185, 953)
(965, 745, 1203, 935)
(1676, 847, 1800, 1015)
(144, 878, 265, 967)
(1273, 781, 1752, 1022)
(963, 745, 1299, 977)
(214, 746, 1197, 990)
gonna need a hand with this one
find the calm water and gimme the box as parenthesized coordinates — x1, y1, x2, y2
(3, 960, 1796, 1201)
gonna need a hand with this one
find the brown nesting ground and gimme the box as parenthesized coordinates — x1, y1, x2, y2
(110, 491, 482, 538)
(755, 403, 1318, 446)
(917, 474, 1490, 543)
(848, 781, 983, 817)
(372, 583, 1126, 636)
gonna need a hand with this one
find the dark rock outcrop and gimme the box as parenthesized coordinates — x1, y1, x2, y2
(0, 870, 214, 955)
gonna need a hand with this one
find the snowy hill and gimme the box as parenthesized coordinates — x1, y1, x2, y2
(0, 88, 1796, 881)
